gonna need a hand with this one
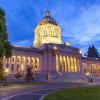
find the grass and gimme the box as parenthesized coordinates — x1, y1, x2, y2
(44, 86, 100, 100)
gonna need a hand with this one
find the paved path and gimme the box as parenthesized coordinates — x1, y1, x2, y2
(0, 83, 100, 100)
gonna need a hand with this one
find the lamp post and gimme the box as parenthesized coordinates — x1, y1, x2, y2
(85, 72, 90, 83)
(4, 68, 9, 86)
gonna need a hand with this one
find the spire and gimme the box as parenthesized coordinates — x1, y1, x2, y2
(45, 10, 50, 17)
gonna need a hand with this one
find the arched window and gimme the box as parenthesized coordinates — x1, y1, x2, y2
(35, 58, 39, 71)
(17, 56, 21, 63)
(27, 57, 30, 67)
(31, 57, 35, 70)
(12, 56, 15, 63)
(51, 30, 54, 37)
(22, 57, 26, 64)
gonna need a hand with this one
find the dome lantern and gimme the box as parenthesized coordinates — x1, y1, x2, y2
(33, 10, 62, 48)
(45, 10, 50, 17)
(39, 10, 58, 26)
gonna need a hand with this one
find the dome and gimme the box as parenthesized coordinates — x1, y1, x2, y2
(39, 10, 58, 26)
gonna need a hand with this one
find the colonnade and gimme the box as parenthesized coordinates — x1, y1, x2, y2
(83, 63, 100, 77)
(55, 55, 80, 73)
(39, 26, 60, 38)
(3, 56, 39, 73)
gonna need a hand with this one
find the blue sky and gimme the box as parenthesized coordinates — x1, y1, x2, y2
(0, 0, 100, 53)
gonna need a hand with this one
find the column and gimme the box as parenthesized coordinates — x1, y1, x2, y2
(53, 54, 59, 73)
(59, 55, 61, 72)
(66, 56, 68, 72)
(67, 56, 70, 72)
(38, 56, 43, 73)
(14, 56, 17, 72)
(78, 57, 84, 73)
(71, 56, 74, 72)
(74, 57, 77, 72)
(76, 57, 80, 72)
(43, 51, 48, 74)
(24, 56, 27, 73)
(63, 56, 67, 72)
(69, 56, 72, 72)
(62, 55, 64, 72)
(58, 55, 60, 72)
(48, 51, 53, 80)
(9, 57, 12, 72)
(20, 56, 22, 70)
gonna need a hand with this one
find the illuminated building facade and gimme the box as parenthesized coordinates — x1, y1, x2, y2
(3, 10, 100, 83)
(34, 10, 62, 48)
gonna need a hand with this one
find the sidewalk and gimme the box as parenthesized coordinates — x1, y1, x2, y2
(0, 82, 50, 90)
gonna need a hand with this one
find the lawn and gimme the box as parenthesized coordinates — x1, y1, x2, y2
(44, 86, 100, 100)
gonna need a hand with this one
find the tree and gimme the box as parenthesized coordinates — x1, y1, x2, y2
(25, 67, 33, 82)
(87, 45, 99, 58)
(0, 7, 12, 80)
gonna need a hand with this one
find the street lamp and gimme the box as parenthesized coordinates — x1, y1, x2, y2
(85, 72, 90, 83)
(4, 68, 9, 86)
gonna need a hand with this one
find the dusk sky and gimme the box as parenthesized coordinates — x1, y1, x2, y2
(0, 0, 100, 53)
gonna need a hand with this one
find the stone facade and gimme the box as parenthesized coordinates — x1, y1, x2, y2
(3, 10, 100, 83)
(34, 10, 62, 48)
(3, 43, 100, 83)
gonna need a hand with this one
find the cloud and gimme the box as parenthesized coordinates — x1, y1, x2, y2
(53, 4, 100, 44)
(51, 3, 100, 52)
(0, 0, 100, 52)
(13, 40, 32, 46)
(73, 5, 100, 44)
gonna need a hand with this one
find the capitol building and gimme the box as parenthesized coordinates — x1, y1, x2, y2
(3, 10, 100, 83)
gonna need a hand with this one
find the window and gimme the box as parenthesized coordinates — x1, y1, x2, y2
(35, 58, 39, 70)
(12, 57, 15, 62)
(17, 57, 20, 62)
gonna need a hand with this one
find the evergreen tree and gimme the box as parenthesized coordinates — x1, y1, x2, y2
(87, 45, 99, 58)
(25, 67, 33, 82)
(0, 7, 12, 80)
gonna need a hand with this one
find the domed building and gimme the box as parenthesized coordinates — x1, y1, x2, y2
(2, 10, 100, 83)
(34, 10, 62, 48)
